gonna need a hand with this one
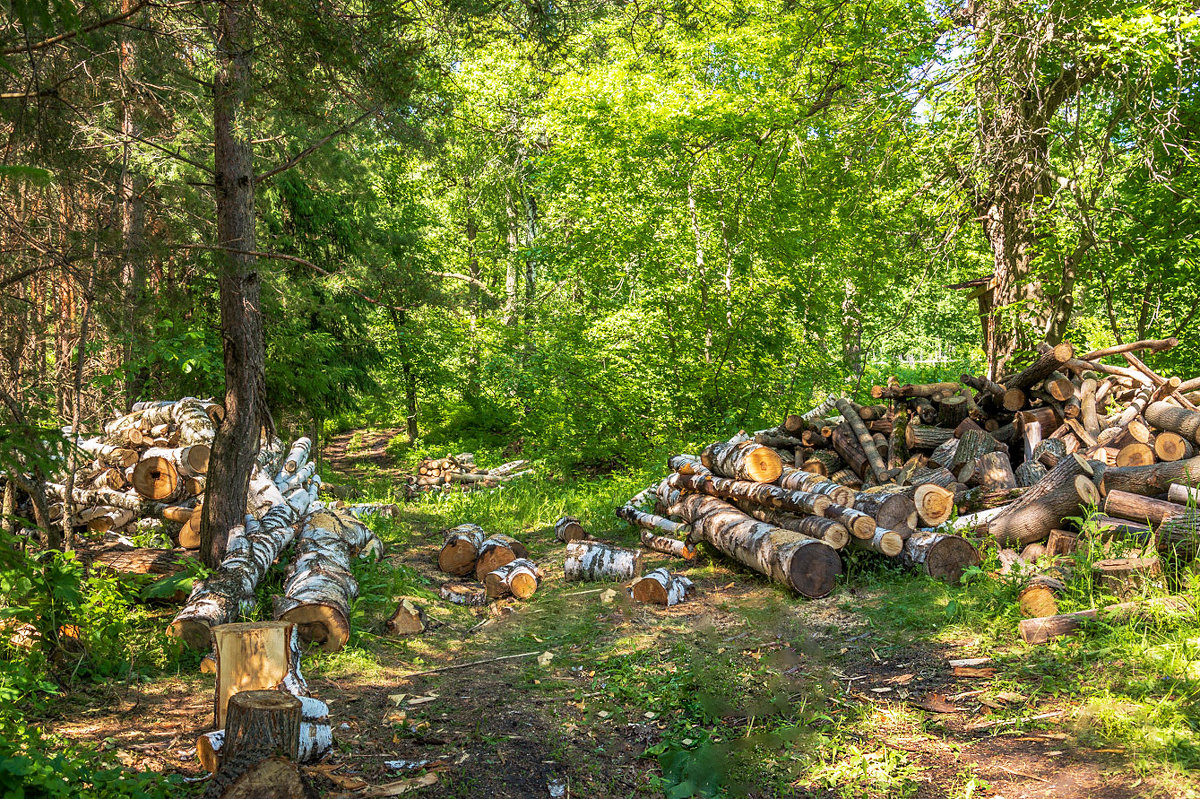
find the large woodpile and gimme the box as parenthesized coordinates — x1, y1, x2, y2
(404, 454, 531, 499)
(614, 337, 1200, 606)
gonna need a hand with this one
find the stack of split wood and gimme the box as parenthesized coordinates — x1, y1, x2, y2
(405, 454, 532, 498)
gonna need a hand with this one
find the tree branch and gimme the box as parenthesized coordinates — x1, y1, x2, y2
(432, 271, 498, 302)
(256, 107, 379, 184)
(2, 1, 151, 56)
(176, 244, 404, 310)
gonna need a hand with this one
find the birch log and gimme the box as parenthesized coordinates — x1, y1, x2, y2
(484, 558, 541, 599)
(673, 493, 841, 598)
(554, 516, 589, 543)
(639, 529, 697, 560)
(701, 436, 784, 483)
(848, 527, 904, 557)
(438, 523, 487, 576)
(169, 494, 309, 650)
(616, 504, 691, 538)
(564, 540, 643, 581)
(776, 466, 856, 506)
(667, 472, 832, 516)
(629, 568, 694, 606)
(737, 504, 850, 549)
(283, 437, 313, 474)
(474, 534, 529, 581)
(274, 508, 383, 652)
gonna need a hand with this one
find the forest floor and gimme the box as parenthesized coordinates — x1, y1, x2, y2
(40, 429, 1200, 798)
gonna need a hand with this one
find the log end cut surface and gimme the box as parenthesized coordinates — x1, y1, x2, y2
(745, 447, 784, 483)
(784, 541, 842, 599)
(923, 536, 979, 583)
(279, 604, 350, 653)
(132, 456, 180, 500)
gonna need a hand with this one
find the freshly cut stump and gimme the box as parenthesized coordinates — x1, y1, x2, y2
(473, 535, 529, 582)
(901, 532, 979, 583)
(630, 568, 694, 606)
(563, 541, 643, 582)
(554, 517, 588, 543)
(437, 524, 487, 576)
(484, 558, 541, 599)
(222, 690, 302, 763)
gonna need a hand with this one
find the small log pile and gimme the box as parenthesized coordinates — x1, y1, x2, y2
(434, 523, 543, 605)
(33, 399, 325, 554)
(613, 337, 1200, 613)
(404, 454, 532, 498)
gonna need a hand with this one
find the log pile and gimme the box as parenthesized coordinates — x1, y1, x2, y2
(36, 398, 322, 552)
(403, 454, 532, 498)
(613, 337, 1200, 613)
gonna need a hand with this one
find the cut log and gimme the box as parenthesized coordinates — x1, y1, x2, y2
(1032, 438, 1067, 468)
(672, 493, 840, 598)
(1092, 557, 1161, 597)
(274, 509, 382, 652)
(484, 558, 541, 599)
(1115, 442, 1155, 468)
(739, 504, 850, 549)
(563, 540, 643, 582)
(1155, 432, 1195, 462)
(1003, 341, 1074, 391)
(1146, 401, 1200, 445)
(701, 436, 783, 483)
(73, 438, 138, 468)
(1103, 490, 1188, 526)
(386, 599, 427, 635)
(906, 424, 953, 451)
(1093, 515, 1154, 543)
(912, 484, 955, 526)
(1019, 596, 1191, 645)
(802, 449, 842, 476)
(1045, 529, 1078, 557)
(221, 689, 302, 765)
(776, 467, 855, 506)
(1018, 575, 1066, 619)
(616, 505, 691, 539)
(888, 411, 909, 471)
(283, 437, 312, 475)
(853, 489, 917, 532)
(901, 531, 979, 583)
(927, 438, 959, 469)
(1101, 456, 1200, 496)
(1167, 483, 1200, 506)
(836, 397, 891, 482)
(909, 465, 956, 489)
(212, 621, 304, 728)
(170, 496, 310, 650)
(828, 468, 863, 488)
(848, 527, 904, 557)
(1014, 460, 1048, 488)
(437, 524, 487, 576)
(1002, 387, 1026, 412)
(639, 529, 697, 560)
(629, 568, 694, 606)
(936, 395, 969, 429)
(247, 467, 288, 519)
(941, 506, 1006, 534)
(202, 754, 315, 799)
(473, 535, 529, 582)
(976, 451, 1017, 491)
(1044, 372, 1076, 402)
(961, 373, 1005, 400)
(667, 471, 832, 516)
(131, 456, 183, 501)
(553, 516, 588, 543)
(819, 503, 877, 539)
(179, 506, 203, 549)
(956, 486, 1026, 513)
(872, 381, 961, 399)
(988, 455, 1099, 547)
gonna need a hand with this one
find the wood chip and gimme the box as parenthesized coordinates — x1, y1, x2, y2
(911, 692, 958, 713)
(953, 666, 997, 678)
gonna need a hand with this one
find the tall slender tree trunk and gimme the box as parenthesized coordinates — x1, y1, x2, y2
(841, 279, 863, 378)
(119, 0, 146, 409)
(464, 179, 481, 407)
(201, 0, 266, 569)
(503, 187, 520, 327)
(387, 307, 418, 443)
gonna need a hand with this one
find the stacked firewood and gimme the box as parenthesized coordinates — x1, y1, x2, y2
(404, 454, 532, 498)
(616, 337, 1200, 612)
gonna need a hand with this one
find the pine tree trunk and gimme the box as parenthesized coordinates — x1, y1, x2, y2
(204, 0, 266, 569)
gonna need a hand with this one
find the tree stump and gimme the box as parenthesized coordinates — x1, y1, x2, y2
(223, 690, 302, 763)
